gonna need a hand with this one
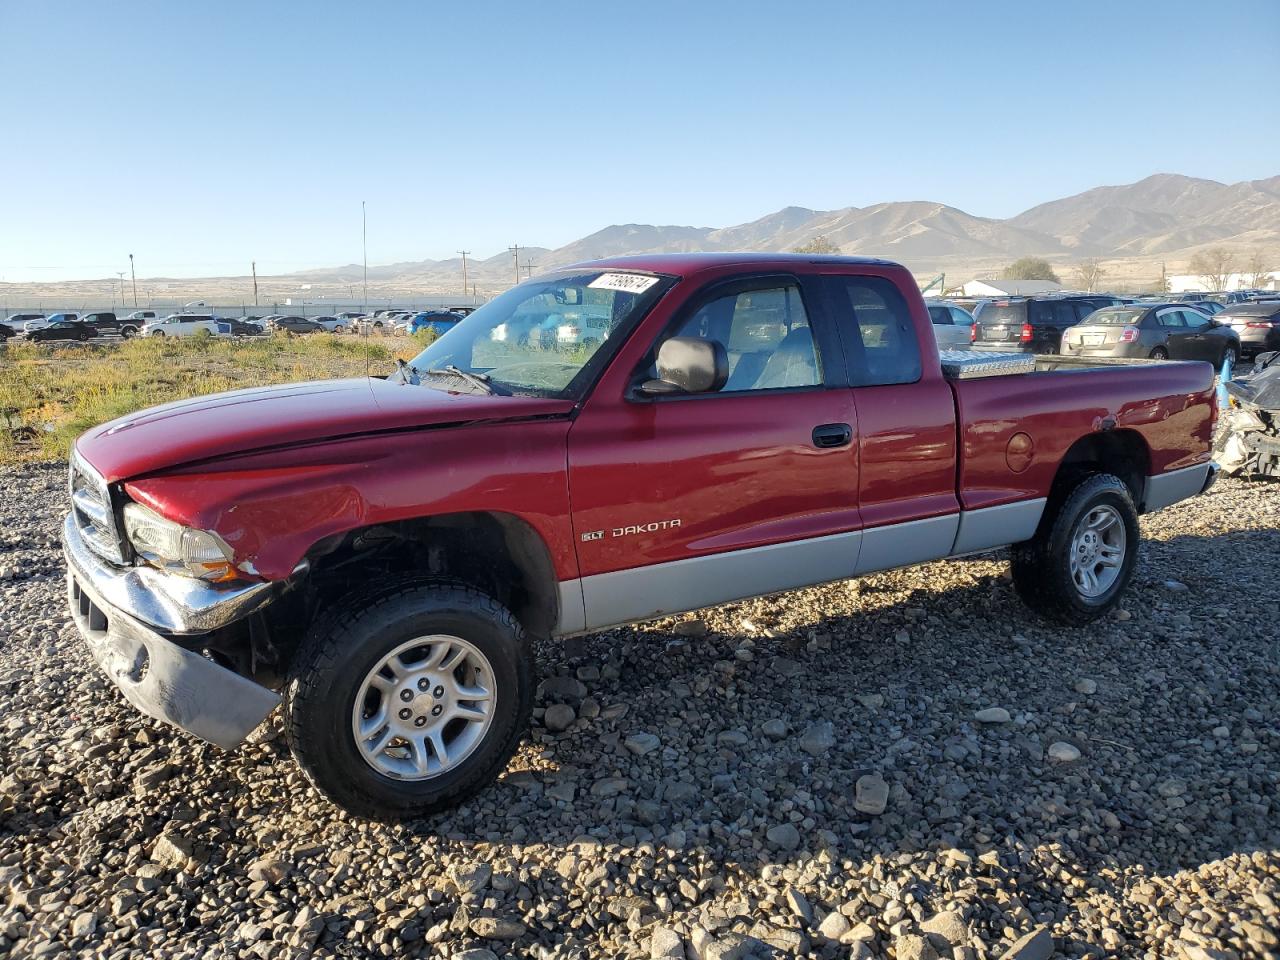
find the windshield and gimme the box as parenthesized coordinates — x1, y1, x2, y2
(1082, 308, 1146, 326)
(402, 270, 673, 398)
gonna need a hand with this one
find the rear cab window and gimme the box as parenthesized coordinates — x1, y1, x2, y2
(825, 275, 922, 387)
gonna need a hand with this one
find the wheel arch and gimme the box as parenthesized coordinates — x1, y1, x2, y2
(1050, 429, 1151, 513)
(300, 510, 560, 640)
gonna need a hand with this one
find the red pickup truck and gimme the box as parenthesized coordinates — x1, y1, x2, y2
(65, 254, 1218, 819)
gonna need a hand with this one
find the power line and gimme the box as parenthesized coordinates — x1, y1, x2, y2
(457, 250, 470, 297)
(507, 245, 520, 285)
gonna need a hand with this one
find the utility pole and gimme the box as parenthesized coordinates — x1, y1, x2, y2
(457, 250, 470, 297)
(508, 244, 520, 285)
(116, 272, 126, 307)
(362, 201, 368, 311)
(252, 261, 259, 306)
(522, 261, 537, 279)
(128, 253, 137, 307)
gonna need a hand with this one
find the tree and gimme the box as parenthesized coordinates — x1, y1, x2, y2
(1188, 247, 1235, 292)
(793, 235, 839, 255)
(1075, 258, 1106, 292)
(1001, 257, 1059, 282)
(1244, 249, 1273, 289)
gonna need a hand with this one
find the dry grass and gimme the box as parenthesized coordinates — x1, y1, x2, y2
(0, 333, 428, 462)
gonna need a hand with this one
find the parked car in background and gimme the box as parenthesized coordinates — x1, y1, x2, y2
(972, 297, 1098, 353)
(310, 316, 350, 332)
(273, 316, 324, 334)
(81, 311, 145, 337)
(1060, 303, 1240, 365)
(0, 321, 15, 340)
(26, 312, 78, 332)
(1063, 294, 1123, 314)
(925, 299, 976, 349)
(122, 310, 156, 326)
(216, 319, 267, 337)
(144, 314, 219, 338)
(1186, 300, 1225, 316)
(26, 319, 96, 342)
(409, 311, 464, 338)
(1216, 301, 1280, 359)
(5, 313, 45, 332)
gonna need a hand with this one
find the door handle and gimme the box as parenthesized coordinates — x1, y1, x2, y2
(812, 423, 852, 448)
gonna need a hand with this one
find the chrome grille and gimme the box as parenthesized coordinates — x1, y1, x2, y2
(69, 452, 126, 564)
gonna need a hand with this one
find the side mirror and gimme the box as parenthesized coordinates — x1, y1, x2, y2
(639, 336, 729, 396)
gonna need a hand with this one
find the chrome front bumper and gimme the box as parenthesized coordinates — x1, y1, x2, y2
(63, 514, 280, 749)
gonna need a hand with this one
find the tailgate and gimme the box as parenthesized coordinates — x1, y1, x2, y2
(975, 303, 1026, 343)
(1063, 324, 1124, 347)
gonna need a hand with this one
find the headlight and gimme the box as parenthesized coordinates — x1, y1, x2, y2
(123, 502, 239, 581)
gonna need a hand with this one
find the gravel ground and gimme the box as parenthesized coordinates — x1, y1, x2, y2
(1, 461, 1277, 960)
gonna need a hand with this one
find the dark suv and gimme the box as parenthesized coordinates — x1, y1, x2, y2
(972, 296, 1112, 353)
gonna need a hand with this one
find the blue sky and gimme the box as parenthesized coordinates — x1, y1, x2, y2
(2, 0, 1277, 281)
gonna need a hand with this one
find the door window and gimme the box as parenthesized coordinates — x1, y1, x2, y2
(1051, 302, 1079, 326)
(1157, 310, 1186, 329)
(949, 307, 974, 326)
(658, 283, 822, 392)
(928, 306, 952, 325)
(826, 276, 921, 386)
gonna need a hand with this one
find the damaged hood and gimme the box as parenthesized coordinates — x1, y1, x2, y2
(76, 377, 575, 482)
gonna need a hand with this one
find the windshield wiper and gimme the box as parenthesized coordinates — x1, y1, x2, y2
(424, 364, 500, 395)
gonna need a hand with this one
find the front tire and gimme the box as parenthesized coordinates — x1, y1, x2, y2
(284, 581, 533, 820)
(1011, 473, 1139, 625)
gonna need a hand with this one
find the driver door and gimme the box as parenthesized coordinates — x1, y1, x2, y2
(565, 273, 861, 631)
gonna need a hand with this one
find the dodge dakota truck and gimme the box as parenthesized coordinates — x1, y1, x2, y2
(64, 253, 1219, 819)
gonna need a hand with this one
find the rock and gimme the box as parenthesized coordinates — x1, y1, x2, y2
(920, 909, 967, 946)
(770, 656, 803, 677)
(546, 781, 576, 803)
(649, 925, 683, 958)
(999, 926, 1054, 960)
(70, 912, 97, 938)
(246, 858, 289, 884)
(624, 731, 661, 755)
(590, 777, 629, 798)
(537, 676, 587, 701)
(762, 718, 787, 741)
(1162, 580, 1190, 592)
(449, 862, 492, 894)
(150, 831, 202, 871)
(469, 916, 525, 939)
(1073, 678, 1098, 695)
(818, 911, 850, 940)
(854, 773, 889, 815)
(674, 619, 708, 638)
(1047, 741, 1081, 763)
(896, 933, 940, 960)
(452, 951, 500, 960)
(765, 823, 801, 851)
(799, 721, 835, 757)
(718, 729, 749, 747)
(975, 707, 1011, 723)
(784, 887, 813, 924)
(856, 692, 885, 709)
(1156, 778, 1187, 798)
(543, 703, 576, 732)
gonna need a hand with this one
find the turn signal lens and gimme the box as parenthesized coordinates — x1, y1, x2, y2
(1019, 323, 1033, 342)
(1120, 326, 1139, 342)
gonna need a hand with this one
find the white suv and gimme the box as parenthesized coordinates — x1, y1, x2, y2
(144, 314, 219, 338)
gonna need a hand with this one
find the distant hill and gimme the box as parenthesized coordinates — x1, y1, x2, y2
(6, 173, 1277, 302)
(288, 173, 1278, 285)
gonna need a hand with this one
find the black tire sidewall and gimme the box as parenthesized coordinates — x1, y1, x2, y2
(1046, 476, 1139, 618)
(287, 583, 531, 819)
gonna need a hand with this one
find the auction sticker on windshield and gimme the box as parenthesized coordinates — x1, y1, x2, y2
(588, 273, 659, 294)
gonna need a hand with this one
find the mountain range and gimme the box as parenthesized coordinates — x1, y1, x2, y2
(294, 173, 1280, 290)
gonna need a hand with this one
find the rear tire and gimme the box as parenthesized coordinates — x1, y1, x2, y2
(284, 580, 533, 820)
(1149, 346, 1169, 360)
(1011, 473, 1139, 626)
